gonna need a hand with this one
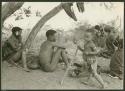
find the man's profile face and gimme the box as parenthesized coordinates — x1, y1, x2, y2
(50, 33, 56, 42)
(15, 30, 22, 37)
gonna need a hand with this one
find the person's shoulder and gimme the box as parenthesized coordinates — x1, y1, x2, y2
(42, 40, 47, 45)
(42, 40, 52, 46)
(7, 35, 14, 42)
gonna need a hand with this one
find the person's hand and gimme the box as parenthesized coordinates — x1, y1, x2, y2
(85, 52, 89, 55)
(19, 43, 22, 46)
(60, 43, 67, 49)
(17, 44, 22, 50)
(15, 46, 21, 51)
(73, 39, 77, 44)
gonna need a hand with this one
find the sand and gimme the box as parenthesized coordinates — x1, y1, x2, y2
(1, 57, 123, 90)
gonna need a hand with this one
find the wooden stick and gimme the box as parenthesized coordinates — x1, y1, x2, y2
(60, 48, 78, 85)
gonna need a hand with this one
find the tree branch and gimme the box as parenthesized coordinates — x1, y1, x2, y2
(23, 3, 63, 50)
(2, 2, 24, 26)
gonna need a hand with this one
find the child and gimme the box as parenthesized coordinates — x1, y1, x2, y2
(77, 30, 106, 88)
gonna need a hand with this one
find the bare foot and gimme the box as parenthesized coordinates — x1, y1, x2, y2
(80, 79, 89, 85)
(100, 82, 108, 89)
(8, 63, 13, 67)
(23, 68, 31, 72)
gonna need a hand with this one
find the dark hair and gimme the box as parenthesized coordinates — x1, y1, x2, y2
(95, 25, 100, 30)
(46, 29, 57, 37)
(12, 27, 22, 34)
(104, 25, 114, 33)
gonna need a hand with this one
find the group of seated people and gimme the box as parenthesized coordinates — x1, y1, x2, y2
(2, 25, 123, 88)
(93, 25, 123, 80)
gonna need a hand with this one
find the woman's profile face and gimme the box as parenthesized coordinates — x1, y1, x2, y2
(110, 30, 118, 40)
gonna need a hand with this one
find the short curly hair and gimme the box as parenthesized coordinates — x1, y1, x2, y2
(12, 27, 22, 34)
(46, 29, 57, 38)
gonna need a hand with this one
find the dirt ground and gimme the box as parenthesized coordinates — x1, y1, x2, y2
(1, 40, 123, 90)
(1, 54, 123, 90)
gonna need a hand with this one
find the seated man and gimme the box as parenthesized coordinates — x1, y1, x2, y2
(39, 29, 69, 72)
(2, 27, 23, 66)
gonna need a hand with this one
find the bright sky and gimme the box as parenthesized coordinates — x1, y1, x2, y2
(3, 2, 124, 31)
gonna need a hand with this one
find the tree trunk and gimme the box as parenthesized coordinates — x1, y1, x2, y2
(2, 2, 24, 26)
(23, 3, 63, 50)
(21, 3, 63, 71)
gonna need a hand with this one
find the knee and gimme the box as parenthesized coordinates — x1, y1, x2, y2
(92, 70, 98, 76)
(93, 72, 97, 76)
(44, 68, 55, 72)
(61, 49, 67, 55)
(42, 65, 56, 72)
(27, 62, 39, 70)
(48, 68, 55, 72)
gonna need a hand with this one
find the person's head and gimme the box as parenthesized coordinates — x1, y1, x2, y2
(109, 28, 118, 40)
(95, 25, 100, 31)
(46, 29, 57, 42)
(95, 25, 104, 35)
(104, 25, 114, 34)
(84, 29, 93, 42)
(12, 27, 22, 37)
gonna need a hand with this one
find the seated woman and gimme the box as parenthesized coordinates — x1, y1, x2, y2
(99, 27, 118, 58)
(109, 37, 124, 80)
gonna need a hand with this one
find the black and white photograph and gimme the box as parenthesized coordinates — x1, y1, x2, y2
(1, 2, 124, 90)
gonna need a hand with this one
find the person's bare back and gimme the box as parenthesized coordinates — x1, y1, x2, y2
(39, 30, 69, 72)
(39, 40, 54, 66)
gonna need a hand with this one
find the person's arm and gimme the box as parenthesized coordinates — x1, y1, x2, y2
(77, 45, 84, 52)
(85, 43, 98, 55)
(85, 51, 98, 55)
(7, 37, 22, 52)
(52, 42, 66, 49)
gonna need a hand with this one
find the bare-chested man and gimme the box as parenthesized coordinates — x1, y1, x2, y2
(39, 29, 69, 72)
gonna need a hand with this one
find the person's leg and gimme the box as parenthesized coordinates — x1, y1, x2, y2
(60, 49, 70, 67)
(26, 56, 40, 70)
(80, 63, 92, 85)
(7, 51, 22, 66)
(81, 72, 92, 85)
(41, 48, 69, 72)
(91, 61, 106, 88)
(44, 48, 63, 72)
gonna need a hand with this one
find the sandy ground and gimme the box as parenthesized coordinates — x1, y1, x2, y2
(1, 56, 123, 90)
